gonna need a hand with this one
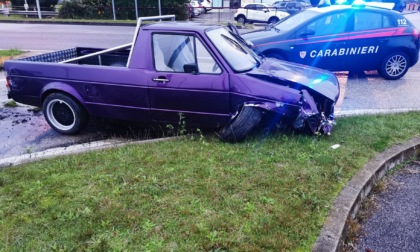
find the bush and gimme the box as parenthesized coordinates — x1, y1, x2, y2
(59, 0, 188, 20)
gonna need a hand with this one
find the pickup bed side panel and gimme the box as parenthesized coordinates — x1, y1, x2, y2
(6, 61, 151, 123)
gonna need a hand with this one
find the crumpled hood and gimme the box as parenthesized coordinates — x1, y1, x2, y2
(247, 58, 339, 102)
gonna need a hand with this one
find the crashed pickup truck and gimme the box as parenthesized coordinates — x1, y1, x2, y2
(4, 18, 339, 142)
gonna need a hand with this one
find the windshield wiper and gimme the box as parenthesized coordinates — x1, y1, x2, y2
(221, 34, 248, 54)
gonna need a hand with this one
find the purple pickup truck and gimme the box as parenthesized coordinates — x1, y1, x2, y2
(4, 21, 339, 142)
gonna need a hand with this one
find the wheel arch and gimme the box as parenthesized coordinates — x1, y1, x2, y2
(41, 82, 87, 113)
(377, 47, 412, 68)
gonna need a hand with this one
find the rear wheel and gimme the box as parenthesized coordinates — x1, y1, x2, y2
(379, 51, 409, 80)
(43, 93, 88, 135)
(219, 106, 262, 143)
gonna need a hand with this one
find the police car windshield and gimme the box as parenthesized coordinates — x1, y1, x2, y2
(274, 10, 319, 31)
(206, 27, 261, 72)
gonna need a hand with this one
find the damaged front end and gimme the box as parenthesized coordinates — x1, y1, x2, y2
(242, 58, 340, 136)
(293, 89, 336, 135)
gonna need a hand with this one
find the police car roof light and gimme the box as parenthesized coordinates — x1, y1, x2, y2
(352, 0, 366, 7)
(359, 1, 395, 10)
(335, 0, 347, 4)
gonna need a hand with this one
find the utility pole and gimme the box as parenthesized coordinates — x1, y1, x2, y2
(134, 0, 138, 19)
(35, 0, 41, 19)
(112, 0, 116, 20)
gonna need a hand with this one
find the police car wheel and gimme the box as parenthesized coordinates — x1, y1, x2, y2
(379, 52, 409, 80)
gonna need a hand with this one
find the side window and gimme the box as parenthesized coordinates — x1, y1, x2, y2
(246, 4, 255, 10)
(256, 4, 264, 11)
(152, 33, 221, 74)
(153, 34, 194, 72)
(303, 12, 348, 36)
(354, 12, 381, 31)
(196, 39, 222, 74)
(383, 15, 393, 28)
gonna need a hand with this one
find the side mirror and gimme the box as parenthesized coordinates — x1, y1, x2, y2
(184, 63, 198, 74)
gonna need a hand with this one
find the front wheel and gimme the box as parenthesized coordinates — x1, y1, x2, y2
(219, 106, 262, 143)
(43, 93, 88, 135)
(236, 15, 247, 25)
(378, 51, 409, 80)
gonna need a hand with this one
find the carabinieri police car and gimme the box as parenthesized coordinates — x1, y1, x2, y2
(242, 2, 420, 80)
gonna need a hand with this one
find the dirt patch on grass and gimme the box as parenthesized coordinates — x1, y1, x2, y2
(0, 56, 11, 69)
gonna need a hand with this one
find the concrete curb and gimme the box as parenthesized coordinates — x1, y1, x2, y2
(312, 137, 420, 252)
(0, 137, 177, 169)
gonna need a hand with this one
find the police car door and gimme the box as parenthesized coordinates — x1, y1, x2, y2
(346, 10, 393, 71)
(293, 11, 350, 71)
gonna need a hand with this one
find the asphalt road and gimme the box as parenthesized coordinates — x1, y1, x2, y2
(0, 23, 135, 50)
(356, 161, 420, 252)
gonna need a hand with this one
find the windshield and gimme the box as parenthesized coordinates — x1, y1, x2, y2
(206, 27, 261, 72)
(273, 10, 319, 31)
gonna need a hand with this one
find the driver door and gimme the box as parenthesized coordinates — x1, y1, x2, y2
(146, 33, 230, 128)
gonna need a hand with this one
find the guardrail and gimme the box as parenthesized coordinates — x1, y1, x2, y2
(1, 9, 58, 17)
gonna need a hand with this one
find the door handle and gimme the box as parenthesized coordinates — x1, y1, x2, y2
(152, 77, 170, 83)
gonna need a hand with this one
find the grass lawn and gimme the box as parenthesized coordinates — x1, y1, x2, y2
(0, 49, 25, 69)
(0, 49, 24, 58)
(0, 112, 419, 251)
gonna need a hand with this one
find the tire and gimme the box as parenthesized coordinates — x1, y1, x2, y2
(219, 106, 262, 143)
(268, 17, 279, 24)
(378, 51, 410, 80)
(43, 93, 88, 135)
(236, 15, 246, 25)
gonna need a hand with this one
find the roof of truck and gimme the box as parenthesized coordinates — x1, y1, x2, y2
(142, 22, 224, 32)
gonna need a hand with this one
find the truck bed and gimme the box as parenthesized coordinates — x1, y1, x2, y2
(18, 47, 130, 67)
